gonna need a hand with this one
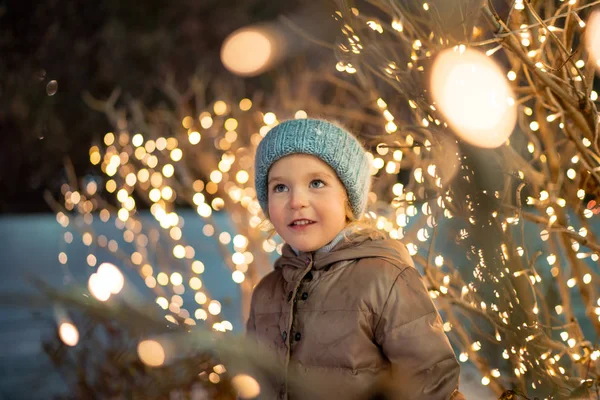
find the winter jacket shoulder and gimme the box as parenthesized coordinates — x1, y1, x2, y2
(246, 235, 463, 400)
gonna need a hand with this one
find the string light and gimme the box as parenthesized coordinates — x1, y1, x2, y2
(58, 322, 79, 347)
(53, 3, 600, 392)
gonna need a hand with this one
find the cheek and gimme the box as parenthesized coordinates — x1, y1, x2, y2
(268, 197, 284, 220)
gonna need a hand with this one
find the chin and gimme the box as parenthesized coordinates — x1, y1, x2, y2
(292, 244, 313, 253)
(290, 241, 320, 253)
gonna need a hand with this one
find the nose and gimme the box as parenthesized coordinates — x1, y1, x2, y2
(289, 188, 309, 210)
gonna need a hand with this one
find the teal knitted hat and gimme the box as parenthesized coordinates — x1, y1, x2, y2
(254, 118, 371, 219)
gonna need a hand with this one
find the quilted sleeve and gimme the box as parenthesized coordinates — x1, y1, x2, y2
(374, 267, 462, 400)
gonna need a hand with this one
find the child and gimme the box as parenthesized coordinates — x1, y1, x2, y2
(247, 119, 463, 400)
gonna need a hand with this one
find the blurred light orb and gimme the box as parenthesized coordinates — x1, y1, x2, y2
(97, 262, 125, 294)
(431, 47, 516, 148)
(232, 270, 245, 283)
(137, 340, 166, 367)
(221, 28, 273, 76)
(586, 11, 600, 70)
(208, 300, 222, 315)
(232, 374, 261, 399)
(88, 273, 111, 301)
(58, 322, 79, 347)
(46, 80, 58, 96)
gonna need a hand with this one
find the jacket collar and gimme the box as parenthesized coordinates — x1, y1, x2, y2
(274, 233, 415, 282)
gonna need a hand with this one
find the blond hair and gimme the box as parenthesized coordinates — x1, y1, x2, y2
(342, 199, 387, 242)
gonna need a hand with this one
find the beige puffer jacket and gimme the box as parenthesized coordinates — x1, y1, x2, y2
(246, 235, 464, 400)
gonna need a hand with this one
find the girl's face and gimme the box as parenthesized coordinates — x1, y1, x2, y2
(268, 154, 348, 253)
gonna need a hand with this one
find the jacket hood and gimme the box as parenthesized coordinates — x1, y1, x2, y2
(274, 235, 415, 272)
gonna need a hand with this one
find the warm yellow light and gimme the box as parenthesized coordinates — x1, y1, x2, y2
(132, 133, 144, 147)
(104, 132, 115, 146)
(156, 297, 168, 309)
(192, 260, 205, 274)
(170, 272, 183, 286)
(236, 170, 249, 184)
(431, 47, 516, 148)
(106, 179, 117, 193)
(173, 245, 186, 259)
(195, 292, 208, 305)
(145, 276, 157, 288)
(117, 208, 129, 221)
(59, 322, 79, 347)
(210, 170, 223, 184)
(190, 277, 202, 290)
(212, 197, 225, 210)
(221, 28, 275, 76)
(233, 235, 249, 249)
(161, 186, 173, 200)
(294, 110, 308, 119)
(232, 270, 245, 283)
(197, 203, 212, 217)
(170, 148, 183, 162)
(137, 340, 165, 367)
(90, 151, 101, 165)
(263, 112, 277, 125)
(182, 116, 193, 129)
(232, 374, 261, 399)
(239, 98, 252, 111)
(188, 131, 201, 145)
(219, 232, 232, 244)
(97, 262, 125, 294)
(586, 10, 600, 71)
(88, 273, 111, 301)
(208, 300, 222, 315)
(225, 118, 238, 131)
(153, 137, 165, 150)
(162, 164, 174, 178)
(385, 121, 397, 133)
(195, 308, 208, 320)
(157, 272, 169, 286)
(209, 372, 221, 383)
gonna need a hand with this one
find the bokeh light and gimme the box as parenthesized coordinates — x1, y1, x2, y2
(586, 10, 600, 71)
(232, 374, 261, 399)
(137, 340, 166, 367)
(88, 273, 111, 301)
(58, 322, 79, 347)
(431, 46, 516, 148)
(97, 262, 125, 294)
(221, 28, 276, 76)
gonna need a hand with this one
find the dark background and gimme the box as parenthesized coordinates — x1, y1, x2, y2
(0, 0, 340, 213)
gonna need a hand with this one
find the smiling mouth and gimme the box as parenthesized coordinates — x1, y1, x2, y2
(289, 219, 316, 227)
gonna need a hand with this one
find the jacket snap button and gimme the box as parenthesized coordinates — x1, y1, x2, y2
(287, 291, 293, 302)
(305, 258, 310, 265)
(295, 332, 301, 341)
(282, 331, 287, 341)
(301, 292, 308, 300)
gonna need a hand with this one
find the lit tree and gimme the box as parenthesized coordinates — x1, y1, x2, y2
(47, 65, 389, 391)
(47, 0, 600, 397)
(328, 0, 600, 397)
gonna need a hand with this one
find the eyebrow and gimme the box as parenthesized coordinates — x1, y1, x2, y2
(268, 171, 335, 184)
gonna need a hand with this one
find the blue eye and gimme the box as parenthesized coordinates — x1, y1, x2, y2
(310, 179, 325, 189)
(273, 184, 287, 193)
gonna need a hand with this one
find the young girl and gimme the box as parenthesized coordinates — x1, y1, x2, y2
(247, 119, 463, 400)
